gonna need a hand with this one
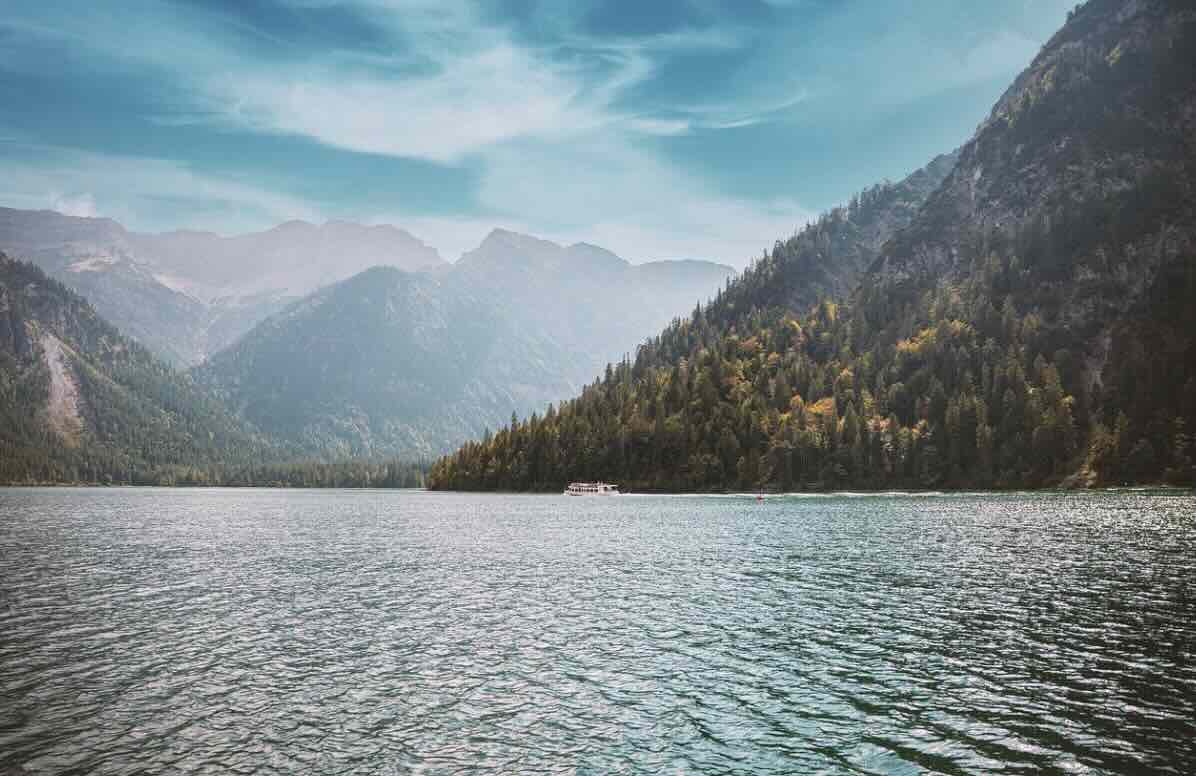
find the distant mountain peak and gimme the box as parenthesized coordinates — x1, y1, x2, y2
(459, 228, 563, 270)
(478, 227, 558, 250)
(484, 226, 530, 239)
(272, 219, 313, 231)
(563, 242, 630, 271)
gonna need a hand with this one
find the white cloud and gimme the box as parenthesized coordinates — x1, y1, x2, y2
(0, 1, 822, 265)
(0, 138, 807, 268)
(3, 1, 796, 155)
(199, 8, 756, 163)
(217, 43, 606, 163)
(51, 193, 98, 218)
(681, 90, 812, 131)
(624, 117, 692, 136)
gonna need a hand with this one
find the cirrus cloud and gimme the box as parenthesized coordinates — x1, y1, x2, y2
(0, 0, 1076, 267)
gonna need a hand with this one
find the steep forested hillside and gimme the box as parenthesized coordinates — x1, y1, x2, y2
(0, 254, 277, 483)
(429, 0, 1196, 492)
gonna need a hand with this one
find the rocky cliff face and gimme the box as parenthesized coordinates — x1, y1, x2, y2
(868, 0, 1196, 402)
(878, 0, 1196, 286)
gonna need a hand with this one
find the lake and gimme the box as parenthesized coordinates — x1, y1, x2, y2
(1, 488, 1194, 774)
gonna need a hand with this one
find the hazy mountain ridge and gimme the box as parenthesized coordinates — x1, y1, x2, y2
(193, 267, 516, 457)
(429, 0, 1196, 491)
(0, 254, 277, 484)
(0, 209, 446, 366)
(1, 202, 737, 462)
(0, 208, 732, 380)
(452, 228, 734, 372)
(129, 219, 445, 298)
(196, 237, 736, 458)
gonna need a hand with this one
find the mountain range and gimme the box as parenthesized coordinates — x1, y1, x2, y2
(3, 0, 1192, 488)
(195, 230, 734, 457)
(0, 209, 734, 473)
(429, 0, 1196, 491)
(0, 209, 445, 366)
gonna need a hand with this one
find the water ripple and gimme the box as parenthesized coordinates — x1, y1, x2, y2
(1, 488, 1194, 774)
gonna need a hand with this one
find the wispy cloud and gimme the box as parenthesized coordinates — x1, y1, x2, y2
(0, 142, 320, 234)
(197, 5, 771, 162)
(0, 0, 1074, 267)
(51, 193, 99, 219)
(215, 44, 605, 163)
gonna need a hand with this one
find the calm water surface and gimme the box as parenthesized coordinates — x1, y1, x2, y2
(1, 488, 1194, 774)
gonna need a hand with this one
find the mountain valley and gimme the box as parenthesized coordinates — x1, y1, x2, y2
(2, 0, 1193, 489)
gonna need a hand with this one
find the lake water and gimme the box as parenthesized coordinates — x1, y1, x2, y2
(1, 488, 1194, 774)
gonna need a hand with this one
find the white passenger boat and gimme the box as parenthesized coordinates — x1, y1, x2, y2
(564, 482, 620, 496)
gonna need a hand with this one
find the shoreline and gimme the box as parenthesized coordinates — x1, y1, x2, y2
(3, 483, 1190, 495)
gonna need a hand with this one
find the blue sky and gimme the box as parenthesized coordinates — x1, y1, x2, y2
(0, 0, 1074, 265)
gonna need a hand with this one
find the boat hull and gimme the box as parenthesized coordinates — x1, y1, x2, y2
(564, 482, 620, 496)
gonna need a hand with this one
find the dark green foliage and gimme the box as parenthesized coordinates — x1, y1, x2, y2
(1090, 252, 1196, 486)
(212, 459, 428, 488)
(429, 0, 1196, 492)
(429, 226, 1195, 493)
(0, 254, 275, 484)
(0, 450, 428, 488)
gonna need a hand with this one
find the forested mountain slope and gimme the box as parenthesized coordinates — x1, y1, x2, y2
(685, 150, 958, 336)
(194, 266, 573, 459)
(0, 254, 277, 483)
(429, 0, 1196, 492)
